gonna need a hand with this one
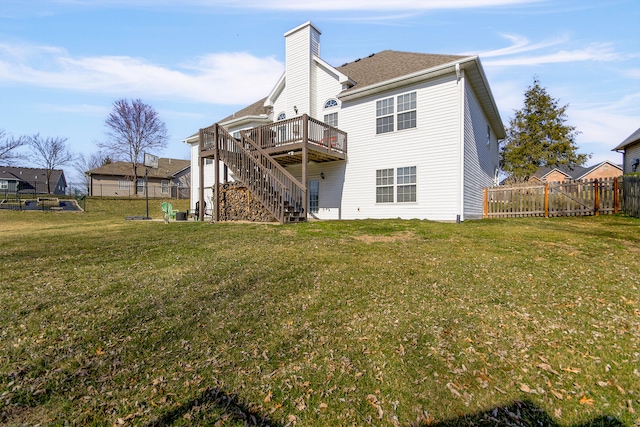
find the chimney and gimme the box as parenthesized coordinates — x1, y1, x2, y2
(284, 22, 321, 118)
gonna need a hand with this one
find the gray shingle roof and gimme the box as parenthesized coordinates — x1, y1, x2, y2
(0, 166, 66, 186)
(86, 158, 189, 179)
(533, 161, 622, 180)
(613, 127, 640, 151)
(337, 50, 466, 93)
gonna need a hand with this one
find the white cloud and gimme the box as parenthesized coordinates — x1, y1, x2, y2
(485, 43, 622, 67)
(0, 43, 284, 104)
(467, 33, 568, 58)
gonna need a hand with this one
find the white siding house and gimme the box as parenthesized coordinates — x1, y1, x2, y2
(613, 127, 640, 174)
(184, 21, 505, 222)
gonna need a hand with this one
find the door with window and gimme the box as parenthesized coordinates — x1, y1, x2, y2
(308, 180, 319, 215)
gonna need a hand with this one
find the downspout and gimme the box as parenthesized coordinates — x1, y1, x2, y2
(456, 63, 465, 223)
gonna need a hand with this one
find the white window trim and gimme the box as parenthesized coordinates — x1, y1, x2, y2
(375, 166, 417, 204)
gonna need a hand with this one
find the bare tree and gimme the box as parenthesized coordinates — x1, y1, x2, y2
(100, 98, 169, 194)
(28, 134, 76, 194)
(73, 150, 113, 194)
(0, 129, 27, 165)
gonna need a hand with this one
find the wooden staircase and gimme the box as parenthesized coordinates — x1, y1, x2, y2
(200, 124, 306, 223)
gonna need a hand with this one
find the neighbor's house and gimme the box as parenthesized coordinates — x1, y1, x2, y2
(86, 158, 190, 198)
(528, 161, 623, 183)
(184, 22, 505, 222)
(612, 127, 640, 173)
(0, 166, 67, 195)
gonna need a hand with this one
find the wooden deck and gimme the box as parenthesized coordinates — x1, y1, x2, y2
(198, 115, 347, 223)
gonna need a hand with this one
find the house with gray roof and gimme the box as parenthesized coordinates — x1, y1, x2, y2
(528, 161, 622, 183)
(1, 166, 67, 195)
(86, 158, 190, 198)
(184, 22, 505, 222)
(613, 127, 640, 174)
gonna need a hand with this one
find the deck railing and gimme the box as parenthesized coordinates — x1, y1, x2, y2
(201, 124, 305, 223)
(241, 115, 347, 154)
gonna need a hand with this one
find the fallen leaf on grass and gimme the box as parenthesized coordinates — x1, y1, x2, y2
(446, 383, 461, 398)
(562, 367, 581, 374)
(264, 391, 272, 402)
(366, 394, 384, 419)
(537, 363, 559, 375)
(551, 389, 563, 400)
(579, 395, 594, 405)
(520, 384, 533, 393)
(318, 402, 328, 409)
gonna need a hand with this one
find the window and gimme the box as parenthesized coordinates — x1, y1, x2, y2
(324, 99, 338, 109)
(205, 158, 214, 165)
(137, 179, 144, 194)
(118, 180, 130, 190)
(376, 92, 417, 134)
(376, 169, 394, 203)
(277, 112, 286, 121)
(0, 180, 7, 190)
(376, 97, 394, 134)
(324, 112, 338, 127)
(161, 180, 169, 194)
(487, 124, 491, 146)
(376, 167, 417, 203)
(397, 92, 417, 131)
(396, 166, 417, 202)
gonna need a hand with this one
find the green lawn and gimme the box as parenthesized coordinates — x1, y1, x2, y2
(1, 199, 638, 426)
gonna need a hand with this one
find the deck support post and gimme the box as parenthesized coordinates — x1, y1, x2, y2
(198, 129, 205, 222)
(302, 114, 309, 219)
(214, 124, 220, 222)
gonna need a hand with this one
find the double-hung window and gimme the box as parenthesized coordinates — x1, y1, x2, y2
(396, 166, 417, 202)
(376, 169, 394, 203)
(397, 92, 417, 130)
(161, 180, 169, 194)
(324, 112, 338, 128)
(376, 97, 394, 134)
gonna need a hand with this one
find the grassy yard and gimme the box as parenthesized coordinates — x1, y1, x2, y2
(1, 199, 638, 426)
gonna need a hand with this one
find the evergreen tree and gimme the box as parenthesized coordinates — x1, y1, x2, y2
(500, 77, 589, 183)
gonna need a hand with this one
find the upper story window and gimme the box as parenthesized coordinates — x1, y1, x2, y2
(397, 92, 417, 131)
(486, 124, 491, 146)
(376, 92, 417, 134)
(324, 99, 339, 109)
(277, 112, 286, 121)
(324, 112, 338, 128)
(376, 97, 394, 134)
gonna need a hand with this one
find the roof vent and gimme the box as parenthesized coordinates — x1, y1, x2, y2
(368, 53, 375, 57)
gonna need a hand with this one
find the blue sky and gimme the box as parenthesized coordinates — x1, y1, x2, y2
(1, 0, 639, 182)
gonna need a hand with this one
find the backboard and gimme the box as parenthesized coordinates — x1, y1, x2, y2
(144, 153, 159, 169)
